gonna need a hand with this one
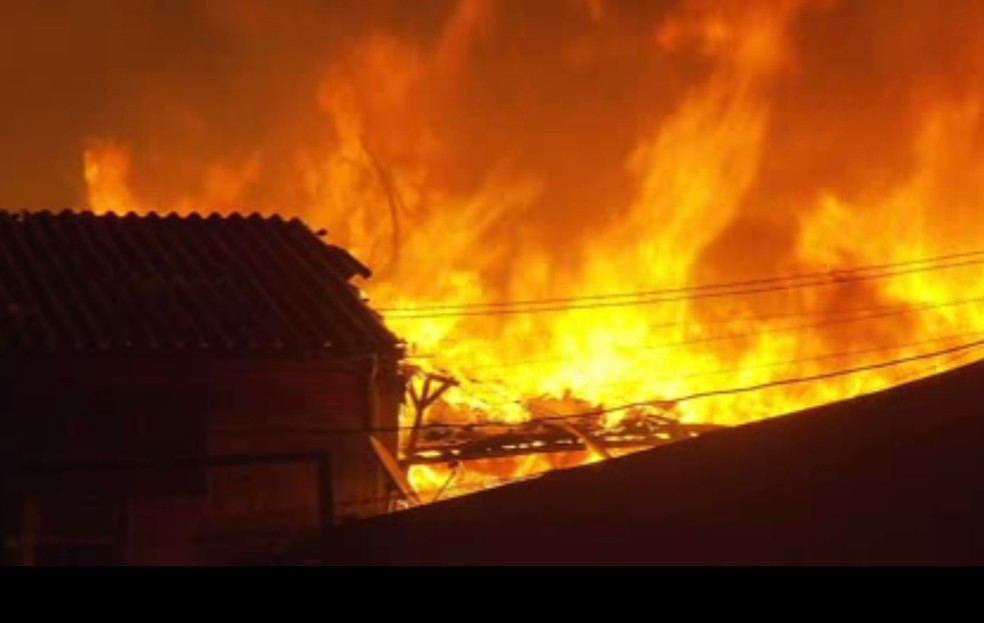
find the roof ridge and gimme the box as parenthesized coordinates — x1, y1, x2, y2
(0, 208, 312, 225)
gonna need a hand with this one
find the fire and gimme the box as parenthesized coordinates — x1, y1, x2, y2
(81, 0, 984, 504)
(84, 142, 136, 216)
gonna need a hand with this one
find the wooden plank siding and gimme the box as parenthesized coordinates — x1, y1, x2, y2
(0, 354, 405, 565)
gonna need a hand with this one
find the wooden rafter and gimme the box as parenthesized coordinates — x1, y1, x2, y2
(404, 372, 459, 455)
(403, 416, 722, 465)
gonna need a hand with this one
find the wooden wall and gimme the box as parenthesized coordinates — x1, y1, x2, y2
(0, 353, 405, 565)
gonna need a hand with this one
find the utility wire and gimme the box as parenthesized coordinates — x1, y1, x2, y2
(380, 249, 984, 317)
(527, 336, 984, 424)
(466, 293, 984, 371)
(330, 474, 539, 510)
(219, 336, 984, 436)
(335, 469, 552, 510)
(382, 248, 984, 312)
(402, 293, 984, 361)
(386, 258, 984, 319)
(398, 337, 984, 431)
(471, 329, 984, 400)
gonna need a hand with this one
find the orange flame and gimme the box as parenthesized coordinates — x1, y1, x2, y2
(82, 0, 984, 503)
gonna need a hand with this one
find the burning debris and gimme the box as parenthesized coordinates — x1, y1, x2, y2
(392, 365, 723, 500)
(403, 411, 718, 466)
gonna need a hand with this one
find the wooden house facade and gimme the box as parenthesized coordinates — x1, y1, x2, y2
(0, 210, 405, 565)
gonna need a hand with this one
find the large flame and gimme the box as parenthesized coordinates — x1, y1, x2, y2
(78, 0, 984, 502)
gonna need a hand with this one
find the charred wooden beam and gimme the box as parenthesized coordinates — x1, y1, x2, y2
(403, 420, 722, 465)
(370, 436, 420, 507)
(555, 421, 612, 460)
(405, 372, 460, 454)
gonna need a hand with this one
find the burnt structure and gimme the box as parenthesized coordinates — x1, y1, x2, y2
(0, 210, 404, 565)
(331, 357, 984, 565)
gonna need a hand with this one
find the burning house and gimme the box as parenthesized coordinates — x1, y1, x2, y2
(0, 210, 405, 565)
(6, 1, 984, 567)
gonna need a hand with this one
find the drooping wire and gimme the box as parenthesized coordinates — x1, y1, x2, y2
(401, 293, 984, 365)
(465, 293, 984, 371)
(214, 335, 984, 436)
(469, 328, 984, 400)
(380, 250, 984, 318)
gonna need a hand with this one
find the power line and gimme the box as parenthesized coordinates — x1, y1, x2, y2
(212, 333, 984, 435)
(334, 467, 560, 511)
(527, 336, 984, 424)
(466, 293, 984, 371)
(483, 329, 984, 397)
(335, 473, 541, 510)
(383, 248, 984, 312)
(380, 249, 984, 317)
(386, 257, 984, 319)
(408, 328, 984, 412)
(401, 293, 984, 361)
(383, 335, 984, 432)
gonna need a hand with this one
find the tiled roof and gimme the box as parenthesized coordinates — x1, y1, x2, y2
(0, 210, 402, 357)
